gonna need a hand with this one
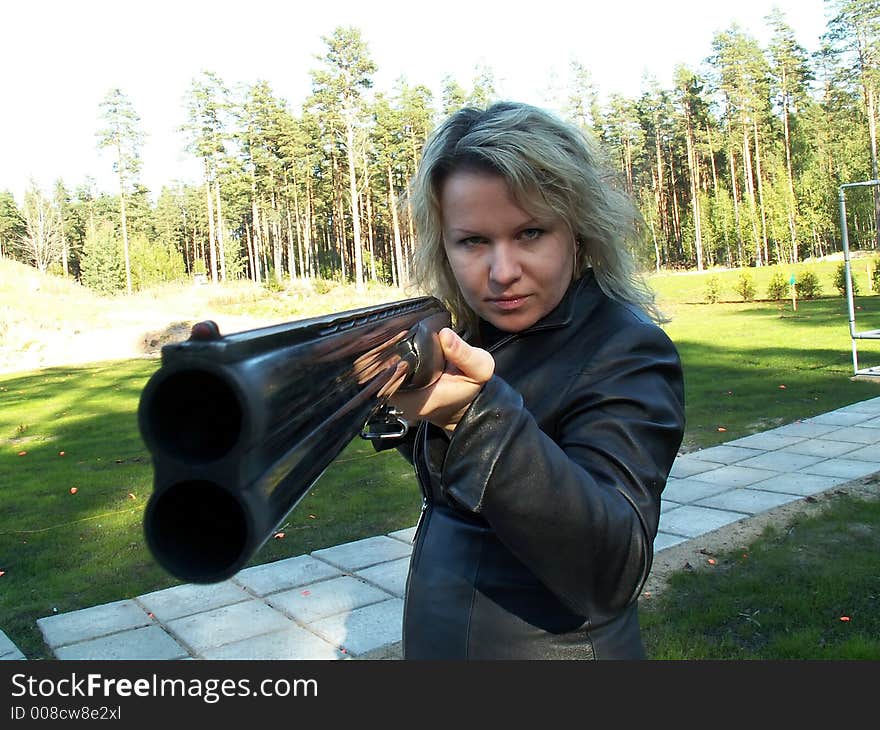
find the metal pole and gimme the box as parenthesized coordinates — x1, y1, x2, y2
(839, 185, 859, 375)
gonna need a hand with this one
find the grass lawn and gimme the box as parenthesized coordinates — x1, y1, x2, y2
(641, 489, 880, 659)
(2, 260, 880, 659)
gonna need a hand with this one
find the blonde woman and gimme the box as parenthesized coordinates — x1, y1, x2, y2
(387, 101, 685, 659)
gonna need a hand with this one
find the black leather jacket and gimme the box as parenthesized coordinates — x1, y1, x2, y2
(394, 271, 685, 659)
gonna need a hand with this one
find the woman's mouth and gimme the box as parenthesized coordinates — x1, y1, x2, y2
(488, 296, 528, 311)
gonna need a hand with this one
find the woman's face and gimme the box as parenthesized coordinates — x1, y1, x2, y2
(440, 170, 576, 333)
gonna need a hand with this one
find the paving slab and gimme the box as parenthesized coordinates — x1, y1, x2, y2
(749, 472, 848, 496)
(687, 445, 765, 464)
(820, 426, 880, 444)
(654, 532, 688, 552)
(694, 464, 782, 488)
(268, 576, 391, 625)
(805, 411, 875, 427)
(53, 625, 188, 660)
(799, 458, 880, 480)
(777, 439, 861, 459)
(771, 422, 842, 438)
(312, 535, 412, 572)
(233, 554, 342, 597)
(669, 456, 724, 479)
(835, 398, 880, 414)
(695, 488, 802, 514)
(0, 630, 25, 660)
(200, 626, 345, 660)
(354, 557, 411, 597)
(660, 499, 681, 513)
(658, 505, 747, 538)
(308, 598, 404, 658)
(137, 581, 251, 622)
(37, 599, 152, 649)
(725, 432, 805, 451)
(839, 443, 880, 462)
(165, 599, 293, 653)
(388, 526, 417, 544)
(857, 415, 880, 429)
(662, 478, 734, 504)
(736, 451, 824, 472)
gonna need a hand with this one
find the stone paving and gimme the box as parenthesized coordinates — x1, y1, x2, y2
(5, 396, 880, 661)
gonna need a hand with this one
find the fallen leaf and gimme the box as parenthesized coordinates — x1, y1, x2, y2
(273, 532, 285, 539)
(707, 558, 717, 566)
(59, 451, 66, 456)
(69, 487, 78, 495)
(717, 427, 727, 432)
(643, 591, 652, 598)
(0, 571, 5, 578)
(128, 493, 137, 500)
(301, 590, 311, 596)
(840, 616, 851, 622)
(147, 612, 155, 619)
(17, 451, 26, 456)
(308, 514, 316, 519)
(779, 384, 786, 389)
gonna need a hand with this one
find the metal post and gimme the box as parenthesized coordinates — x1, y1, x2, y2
(839, 186, 859, 375)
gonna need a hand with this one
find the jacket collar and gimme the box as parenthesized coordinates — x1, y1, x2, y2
(478, 269, 596, 352)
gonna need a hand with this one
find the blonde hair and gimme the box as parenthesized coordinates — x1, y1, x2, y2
(407, 101, 664, 334)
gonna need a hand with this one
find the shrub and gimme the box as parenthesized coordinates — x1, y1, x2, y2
(704, 275, 721, 303)
(795, 269, 822, 300)
(872, 259, 880, 293)
(834, 262, 860, 297)
(734, 271, 756, 302)
(767, 271, 789, 301)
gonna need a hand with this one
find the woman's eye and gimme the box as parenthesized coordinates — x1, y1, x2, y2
(520, 228, 543, 241)
(459, 236, 485, 247)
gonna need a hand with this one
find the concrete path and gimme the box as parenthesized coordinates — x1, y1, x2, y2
(6, 396, 880, 661)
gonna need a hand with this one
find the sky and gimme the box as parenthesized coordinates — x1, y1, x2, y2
(0, 0, 831, 205)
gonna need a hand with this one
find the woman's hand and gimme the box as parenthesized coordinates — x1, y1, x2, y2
(390, 328, 495, 436)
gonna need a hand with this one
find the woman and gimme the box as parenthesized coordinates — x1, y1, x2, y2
(386, 101, 685, 659)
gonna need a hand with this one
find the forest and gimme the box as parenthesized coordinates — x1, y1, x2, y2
(2, 0, 880, 294)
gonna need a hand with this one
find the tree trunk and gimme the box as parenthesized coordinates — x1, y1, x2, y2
(214, 180, 226, 281)
(781, 69, 799, 263)
(741, 125, 761, 265)
(205, 181, 218, 284)
(346, 122, 364, 290)
(388, 166, 405, 288)
(684, 112, 704, 271)
(752, 120, 770, 265)
(251, 186, 262, 285)
(729, 142, 744, 266)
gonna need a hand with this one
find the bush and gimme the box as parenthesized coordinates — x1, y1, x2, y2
(795, 269, 822, 300)
(872, 259, 880, 293)
(834, 262, 859, 297)
(767, 271, 789, 301)
(704, 275, 721, 303)
(734, 271, 756, 302)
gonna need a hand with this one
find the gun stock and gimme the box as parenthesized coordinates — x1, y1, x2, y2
(138, 296, 449, 584)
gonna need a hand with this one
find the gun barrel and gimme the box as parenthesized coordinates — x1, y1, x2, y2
(139, 296, 449, 583)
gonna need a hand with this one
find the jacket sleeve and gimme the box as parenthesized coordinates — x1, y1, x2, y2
(437, 321, 685, 617)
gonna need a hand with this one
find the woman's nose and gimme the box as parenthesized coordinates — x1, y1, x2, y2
(489, 243, 522, 286)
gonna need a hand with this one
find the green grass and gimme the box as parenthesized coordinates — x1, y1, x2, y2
(3, 259, 880, 659)
(641, 491, 880, 659)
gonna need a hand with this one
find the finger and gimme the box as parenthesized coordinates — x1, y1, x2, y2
(439, 328, 495, 383)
